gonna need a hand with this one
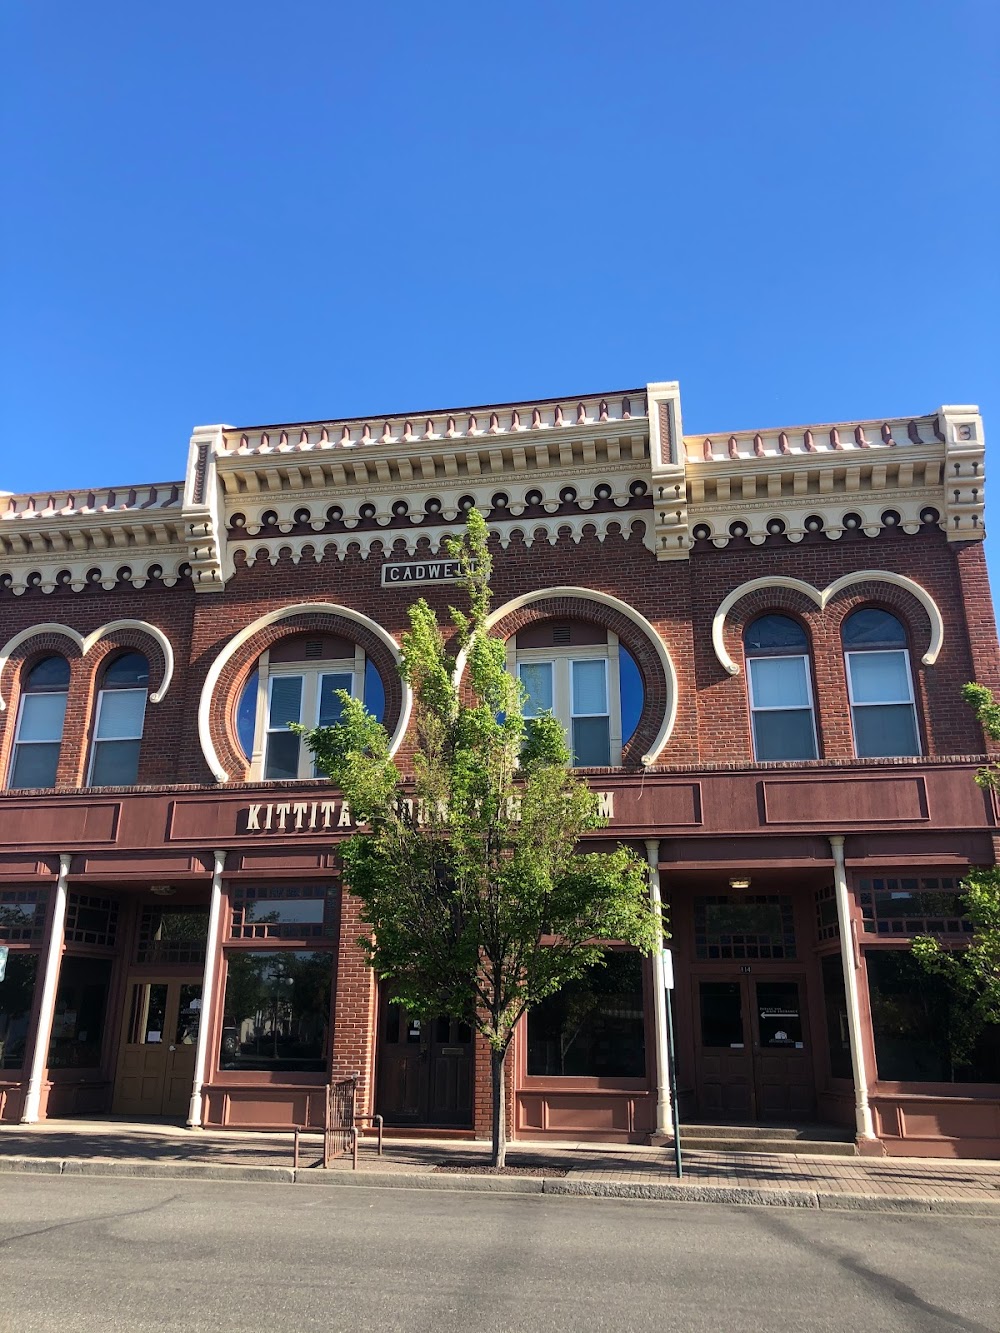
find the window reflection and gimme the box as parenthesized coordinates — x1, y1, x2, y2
(0, 952, 39, 1069)
(220, 951, 332, 1072)
(527, 952, 645, 1078)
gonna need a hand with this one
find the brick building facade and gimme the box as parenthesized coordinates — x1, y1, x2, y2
(0, 383, 997, 1157)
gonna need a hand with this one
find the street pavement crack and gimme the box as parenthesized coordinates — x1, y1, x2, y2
(0, 1193, 181, 1249)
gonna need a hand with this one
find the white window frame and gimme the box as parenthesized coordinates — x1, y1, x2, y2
(87, 686, 148, 786)
(745, 652, 819, 762)
(248, 644, 366, 781)
(510, 636, 622, 767)
(9, 688, 68, 789)
(844, 647, 921, 758)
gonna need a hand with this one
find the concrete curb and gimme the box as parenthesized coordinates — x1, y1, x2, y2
(0, 1155, 997, 1215)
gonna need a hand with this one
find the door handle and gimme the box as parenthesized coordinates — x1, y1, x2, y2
(168, 1045, 176, 1052)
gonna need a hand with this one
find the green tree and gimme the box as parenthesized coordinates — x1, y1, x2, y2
(910, 683, 1000, 1064)
(296, 509, 661, 1167)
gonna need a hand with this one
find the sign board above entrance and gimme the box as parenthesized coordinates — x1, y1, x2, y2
(381, 558, 476, 587)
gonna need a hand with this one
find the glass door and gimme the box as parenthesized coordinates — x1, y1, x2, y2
(113, 979, 202, 1118)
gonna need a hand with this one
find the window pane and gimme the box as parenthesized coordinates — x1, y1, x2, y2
(744, 614, 807, 653)
(853, 704, 919, 758)
(96, 689, 146, 739)
(269, 675, 303, 729)
(236, 670, 259, 759)
(821, 955, 852, 1079)
(126, 983, 169, 1044)
(90, 738, 141, 785)
(749, 656, 809, 709)
(103, 653, 149, 687)
(619, 647, 643, 744)
(264, 729, 300, 780)
(699, 982, 744, 1048)
(0, 952, 39, 1069)
(175, 985, 202, 1046)
(849, 651, 911, 704)
(519, 662, 553, 717)
(364, 659, 385, 724)
(843, 609, 906, 648)
(572, 715, 611, 766)
(318, 673, 352, 727)
(527, 952, 645, 1077)
(752, 708, 817, 761)
(17, 693, 67, 742)
(867, 949, 1000, 1083)
(756, 981, 804, 1047)
(572, 659, 608, 715)
(10, 742, 60, 789)
(48, 956, 112, 1069)
(220, 950, 333, 1072)
(26, 656, 70, 689)
(137, 907, 209, 965)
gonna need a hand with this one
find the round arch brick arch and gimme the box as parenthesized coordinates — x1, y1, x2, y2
(201, 605, 408, 783)
(473, 589, 677, 767)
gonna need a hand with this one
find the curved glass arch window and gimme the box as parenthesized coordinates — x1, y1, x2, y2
(842, 609, 919, 757)
(514, 624, 644, 767)
(9, 655, 70, 790)
(234, 640, 386, 775)
(744, 615, 818, 761)
(88, 651, 149, 786)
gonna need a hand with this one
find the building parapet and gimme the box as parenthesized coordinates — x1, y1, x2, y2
(0, 385, 985, 595)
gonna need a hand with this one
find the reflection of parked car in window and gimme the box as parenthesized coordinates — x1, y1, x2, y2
(221, 1018, 239, 1063)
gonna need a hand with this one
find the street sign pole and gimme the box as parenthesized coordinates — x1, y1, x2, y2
(662, 948, 682, 1180)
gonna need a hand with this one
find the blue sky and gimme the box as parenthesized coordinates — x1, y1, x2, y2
(3, 2, 997, 571)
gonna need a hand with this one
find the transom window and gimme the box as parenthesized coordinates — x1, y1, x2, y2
(858, 876, 971, 936)
(842, 609, 920, 758)
(88, 652, 149, 786)
(694, 895, 797, 960)
(230, 884, 338, 940)
(0, 889, 48, 943)
(744, 615, 818, 762)
(236, 634, 385, 781)
(9, 655, 70, 790)
(511, 621, 643, 768)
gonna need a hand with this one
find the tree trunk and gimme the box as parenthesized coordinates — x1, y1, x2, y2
(490, 1045, 507, 1170)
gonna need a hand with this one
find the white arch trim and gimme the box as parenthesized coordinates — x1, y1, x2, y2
(455, 586, 679, 767)
(0, 619, 174, 710)
(712, 571, 945, 676)
(197, 602, 412, 783)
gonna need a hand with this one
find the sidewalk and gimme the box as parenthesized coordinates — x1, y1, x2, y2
(2, 1121, 999, 1215)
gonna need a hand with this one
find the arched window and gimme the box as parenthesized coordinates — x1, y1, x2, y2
(744, 615, 818, 761)
(235, 634, 384, 780)
(9, 655, 70, 789)
(510, 622, 644, 767)
(842, 609, 919, 757)
(88, 652, 149, 785)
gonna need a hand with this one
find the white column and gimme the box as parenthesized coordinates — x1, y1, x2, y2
(187, 849, 226, 1129)
(829, 835, 877, 1142)
(21, 853, 70, 1123)
(645, 839, 673, 1137)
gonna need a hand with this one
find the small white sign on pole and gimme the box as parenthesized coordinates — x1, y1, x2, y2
(0, 946, 8, 983)
(661, 947, 674, 990)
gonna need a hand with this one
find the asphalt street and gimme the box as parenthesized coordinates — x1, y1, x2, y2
(0, 1176, 997, 1333)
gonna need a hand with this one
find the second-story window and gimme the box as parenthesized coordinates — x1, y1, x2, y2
(842, 609, 920, 758)
(9, 656, 70, 790)
(511, 621, 642, 768)
(237, 634, 384, 781)
(744, 614, 818, 761)
(88, 652, 149, 785)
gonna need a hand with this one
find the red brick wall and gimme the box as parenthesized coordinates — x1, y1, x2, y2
(0, 524, 994, 786)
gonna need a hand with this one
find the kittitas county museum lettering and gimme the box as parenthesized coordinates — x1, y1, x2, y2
(241, 792, 617, 833)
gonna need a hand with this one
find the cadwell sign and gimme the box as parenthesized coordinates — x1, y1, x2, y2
(241, 791, 615, 834)
(381, 558, 476, 587)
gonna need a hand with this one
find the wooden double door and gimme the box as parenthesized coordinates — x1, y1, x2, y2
(693, 973, 816, 1121)
(377, 998, 473, 1128)
(113, 977, 202, 1118)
